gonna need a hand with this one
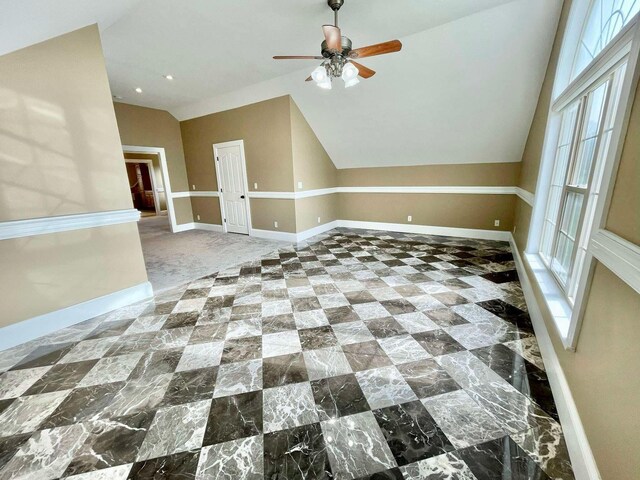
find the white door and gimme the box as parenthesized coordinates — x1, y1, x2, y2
(215, 143, 250, 235)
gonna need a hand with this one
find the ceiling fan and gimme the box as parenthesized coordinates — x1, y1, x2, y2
(273, 0, 402, 89)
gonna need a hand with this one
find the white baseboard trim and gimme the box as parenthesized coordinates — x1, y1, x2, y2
(173, 222, 224, 233)
(173, 222, 196, 233)
(248, 220, 508, 244)
(509, 235, 602, 480)
(251, 228, 298, 242)
(194, 223, 224, 232)
(336, 220, 511, 241)
(0, 282, 153, 352)
(297, 221, 340, 242)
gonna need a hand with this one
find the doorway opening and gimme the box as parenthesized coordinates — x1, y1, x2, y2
(213, 140, 252, 236)
(122, 146, 179, 233)
(125, 159, 160, 216)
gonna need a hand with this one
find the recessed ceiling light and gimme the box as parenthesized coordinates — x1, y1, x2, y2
(164, 74, 174, 80)
(135, 87, 143, 93)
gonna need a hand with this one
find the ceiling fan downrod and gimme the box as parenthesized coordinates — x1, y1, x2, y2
(328, 0, 344, 27)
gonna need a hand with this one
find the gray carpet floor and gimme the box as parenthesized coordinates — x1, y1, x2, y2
(138, 216, 289, 292)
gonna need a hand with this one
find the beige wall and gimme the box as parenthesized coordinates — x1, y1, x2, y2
(191, 197, 222, 225)
(606, 80, 640, 245)
(180, 95, 295, 193)
(114, 102, 191, 192)
(512, 1, 640, 478)
(114, 102, 193, 226)
(338, 163, 521, 187)
(296, 195, 339, 233)
(339, 193, 515, 232)
(0, 26, 133, 221)
(250, 199, 297, 233)
(0, 26, 148, 327)
(290, 98, 337, 190)
(0, 224, 147, 326)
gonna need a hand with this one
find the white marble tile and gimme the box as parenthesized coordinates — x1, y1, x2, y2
(436, 351, 506, 389)
(423, 390, 505, 449)
(400, 451, 478, 480)
(176, 341, 224, 372)
(0, 390, 71, 437)
(394, 312, 440, 334)
(196, 436, 263, 480)
(77, 353, 144, 388)
(0, 366, 52, 400)
(377, 335, 431, 365)
(66, 464, 133, 480)
(303, 347, 353, 381)
(331, 321, 375, 346)
(294, 310, 329, 329)
(137, 400, 211, 460)
(262, 330, 302, 358)
(1, 423, 92, 479)
(261, 300, 293, 317)
(263, 382, 319, 433)
(213, 359, 262, 398)
(356, 366, 417, 409)
(321, 411, 396, 478)
(172, 298, 208, 313)
(226, 319, 262, 340)
(352, 302, 389, 320)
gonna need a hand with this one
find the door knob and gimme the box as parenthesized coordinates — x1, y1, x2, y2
(241, 195, 245, 199)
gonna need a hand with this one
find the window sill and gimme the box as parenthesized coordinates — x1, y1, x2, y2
(524, 253, 575, 350)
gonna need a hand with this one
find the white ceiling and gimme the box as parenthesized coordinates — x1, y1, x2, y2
(2, 0, 562, 168)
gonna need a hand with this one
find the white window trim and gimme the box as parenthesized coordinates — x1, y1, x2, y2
(527, 10, 640, 350)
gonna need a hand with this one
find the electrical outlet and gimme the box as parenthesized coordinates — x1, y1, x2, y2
(196, 214, 201, 221)
(317, 217, 321, 224)
(192, 184, 196, 190)
(297, 181, 303, 189)
(407, 215, 412, 222)
(274, 221, 279, 229)
(494, 220, 500, 227)
(254, 182, 258, 190)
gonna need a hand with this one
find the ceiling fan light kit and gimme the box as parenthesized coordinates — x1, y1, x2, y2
(273, 0, 402, 90)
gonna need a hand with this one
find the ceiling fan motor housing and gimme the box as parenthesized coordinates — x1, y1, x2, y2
(321, 36, 352, 58)
(328, 0, 344, 11)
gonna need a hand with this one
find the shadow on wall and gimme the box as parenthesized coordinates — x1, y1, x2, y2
(0, 86, 130, 222)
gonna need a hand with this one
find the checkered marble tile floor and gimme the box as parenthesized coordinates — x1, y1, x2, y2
(0, 229, 574, 479)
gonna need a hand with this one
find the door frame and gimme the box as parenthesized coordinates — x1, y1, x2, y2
(212, 140, 253, 236)
(122, 145, 178, 233)
(124, 159, 161, 215)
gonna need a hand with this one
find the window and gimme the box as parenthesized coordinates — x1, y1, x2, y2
(573, 0, 640, 79)
(530, 0, 640, 347)
(540, 65, 627, 304)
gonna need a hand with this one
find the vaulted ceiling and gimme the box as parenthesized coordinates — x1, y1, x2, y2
(2, 0, 562, 168)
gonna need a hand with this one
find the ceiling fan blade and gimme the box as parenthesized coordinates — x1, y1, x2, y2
(273, 55, 324, 60)
(350, 61, 376, 79)
(305, 75, 313, 82)
(323, 25, 342, 51)
(349, 40, 402, 59)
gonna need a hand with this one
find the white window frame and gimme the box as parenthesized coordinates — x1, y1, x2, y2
(526, 5, 640, 350)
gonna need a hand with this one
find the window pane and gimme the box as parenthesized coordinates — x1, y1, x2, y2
(559, 191, 584, 241)
(573, 0, 640, 78)
(551, 191, 584, 286)
(552, 232, 575, 285)
(570, 82, 608, 187)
